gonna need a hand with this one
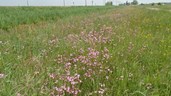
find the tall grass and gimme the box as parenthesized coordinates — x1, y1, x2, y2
(0, 6, 113, 30)
(0, 6, 171, 96)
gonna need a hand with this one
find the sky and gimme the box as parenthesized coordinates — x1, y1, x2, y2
(0, 0, 170, 6)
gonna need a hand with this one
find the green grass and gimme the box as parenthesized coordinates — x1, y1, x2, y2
(0, 6, 113, 30)
(0, 6, 171, 96)
(154, 4, 171, 10)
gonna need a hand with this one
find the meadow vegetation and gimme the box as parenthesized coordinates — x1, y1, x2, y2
(0, 5, 171, 96)
(0, 6, 112, 30)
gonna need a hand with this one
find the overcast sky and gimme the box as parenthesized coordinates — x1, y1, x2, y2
(0, 0, 170, 6)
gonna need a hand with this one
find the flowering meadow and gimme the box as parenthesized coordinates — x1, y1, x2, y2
(0, 6, 171, 96)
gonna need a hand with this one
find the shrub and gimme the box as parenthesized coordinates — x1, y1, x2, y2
(158, 2, 162, 5)
(151, 3, 155, 6)
(105, 1, 113, 6)
(131, 0, 138, 5)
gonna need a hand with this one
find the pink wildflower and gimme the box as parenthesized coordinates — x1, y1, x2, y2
(49, 73, 55, 79)
(88, 48, 99, 58)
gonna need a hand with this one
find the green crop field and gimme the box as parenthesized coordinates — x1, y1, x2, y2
(0, 5, 171, 96)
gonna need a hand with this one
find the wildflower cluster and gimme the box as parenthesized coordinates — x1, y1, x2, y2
(47, 25, 113, 95)
(50, 47, 111, 95)
(66, 25, 113, 46)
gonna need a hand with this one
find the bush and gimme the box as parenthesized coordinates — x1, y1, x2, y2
(158, 2, 162, 5)
(105, 1, 113, 6)
(131, 0, 138, 5)
(140, 3, 144, 5)
(151, 3, 155, 6)
(126, 1, 130, 6)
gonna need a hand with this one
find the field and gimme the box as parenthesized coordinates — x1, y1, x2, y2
(0, 5, 171, 96)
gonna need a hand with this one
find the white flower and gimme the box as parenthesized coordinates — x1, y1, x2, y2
(0, 73, 5, 78)
(0, 41, 2, 44)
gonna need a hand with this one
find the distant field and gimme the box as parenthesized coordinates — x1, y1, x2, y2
(0, 6, 171, 96)
(155, 4, 171, 10)
(0, 6, 113, 30)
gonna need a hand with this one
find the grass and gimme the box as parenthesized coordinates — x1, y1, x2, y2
(0, 5, 171, 96)
(0, 6, 113, 30)
(154, 4, 171, 10)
